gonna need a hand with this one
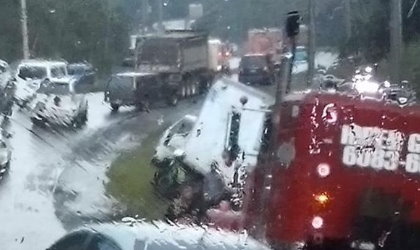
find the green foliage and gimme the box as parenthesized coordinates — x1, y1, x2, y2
(401, 40, 420, 94)
(315, 0, 346, 47)
(339, 0, 420, 63)
(192, 0, 299, 42)
(106, 129, 168, 220)
(339, 0, 390, 62)
(0, 0, 129, 74)
(0, 0, 21, 61)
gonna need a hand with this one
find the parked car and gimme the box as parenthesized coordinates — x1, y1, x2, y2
(30, 81, 88, 127)
(0, 132, 11, 180)
(0, 81, 16, 118)
(15, 60, 73, 107)
(68, 62, 96, 87)
(47, 221, 270, 250)
(105, 72, 179, 111)
(238, 53, 274, 85)
(0, 60, 11, 87)
(0, 60, 15, 117)
(292, 45, 308, 74)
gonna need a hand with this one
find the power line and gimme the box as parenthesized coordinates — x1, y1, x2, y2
(407, 0, 418, 18)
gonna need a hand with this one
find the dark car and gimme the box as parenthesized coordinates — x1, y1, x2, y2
(0, 134, 11, 180)
(238, 54, 274, 85)
(105, 72, 179, 111)
(68, 62, 96, 88)
(47, 222, 270, 250)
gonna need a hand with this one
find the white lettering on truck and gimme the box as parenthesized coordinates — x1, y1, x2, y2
(341, 124, 420, 173)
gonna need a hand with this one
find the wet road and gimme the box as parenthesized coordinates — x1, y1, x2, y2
(0, 53, 338, 250)
(0, 92, 204, 250)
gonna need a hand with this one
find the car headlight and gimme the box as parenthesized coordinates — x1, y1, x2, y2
(398, 96, 408, 105)
(0, 152, 9, 166)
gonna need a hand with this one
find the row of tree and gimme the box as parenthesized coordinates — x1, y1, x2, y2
(2, 0, 419, 75)
(0, 0, 130, 73)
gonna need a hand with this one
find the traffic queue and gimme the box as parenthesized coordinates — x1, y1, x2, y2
(148, 61, 420, 250)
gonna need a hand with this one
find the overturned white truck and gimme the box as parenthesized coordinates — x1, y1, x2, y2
(152, 78, 274, 204)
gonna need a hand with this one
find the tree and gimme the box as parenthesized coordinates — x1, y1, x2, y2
(0, 0, 129, 73)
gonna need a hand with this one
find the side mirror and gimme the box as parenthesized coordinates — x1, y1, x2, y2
(41, 78, 50, 87)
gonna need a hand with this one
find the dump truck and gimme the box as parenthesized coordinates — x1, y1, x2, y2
(135, 30, 217, 99)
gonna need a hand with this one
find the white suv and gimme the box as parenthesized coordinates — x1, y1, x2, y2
(15, 60, 73, 107)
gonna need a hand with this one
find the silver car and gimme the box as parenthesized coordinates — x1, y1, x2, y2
(0, 133, 11, 179)
(31, 82, 88, 127)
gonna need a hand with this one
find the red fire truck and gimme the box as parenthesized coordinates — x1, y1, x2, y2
(243, 85, 420, 249)
(246, 28, 283, 64)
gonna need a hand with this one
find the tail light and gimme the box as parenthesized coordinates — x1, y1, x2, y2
(317, 163, 330, 177)
(314, 193, 330, 205)
(311, 216, 324, 229)
(104, 91, 109, 101)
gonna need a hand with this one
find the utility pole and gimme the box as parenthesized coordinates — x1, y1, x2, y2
(20, 0, 30, 59)
(157, 0, 164, 34)
(307, 0, 316, 87)
(390, 0, 402, 84)
(141, 0, 149, 34)
(344, 0, 352, 40)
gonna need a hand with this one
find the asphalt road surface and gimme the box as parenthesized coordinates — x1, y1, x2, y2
(0, 92, 204, 250)
(0, 53, 337, 250)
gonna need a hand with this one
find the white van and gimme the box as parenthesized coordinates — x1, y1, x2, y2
(15, 59, 73, 107)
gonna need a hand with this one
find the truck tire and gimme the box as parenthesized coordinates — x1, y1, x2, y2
(181, 86, 186, 99)
(186, 84, 192, 97)
(111, 103, 120, 111)
(81, 110, 88, 123)
(167, 93, 179, 106)
(73, 111, 88, 128)
(187, 77, 200, 96)
(200, 77, 212, 93)
(191, 83, 197, 96)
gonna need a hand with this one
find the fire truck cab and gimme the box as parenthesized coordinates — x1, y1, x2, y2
(244, 86, 420, 249)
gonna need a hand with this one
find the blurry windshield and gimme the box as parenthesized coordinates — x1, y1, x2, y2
(18, 66, 47, 80)
(140, 39, 178, 65)
(38, 83, 70, 95)
(109, 76, 134, 89)
(51, 66, 67, 79)
(2, 1, 420, 250)
(295, 48, 307, 62)
(240, 56, 267, 68)
(68, 65, 90, 75)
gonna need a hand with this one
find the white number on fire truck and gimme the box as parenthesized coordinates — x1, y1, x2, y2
(408, 134, 420, 153)
(406, 153, 420, 173)
(343, 146, 357, 166)
(341, 124, 420, 174)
